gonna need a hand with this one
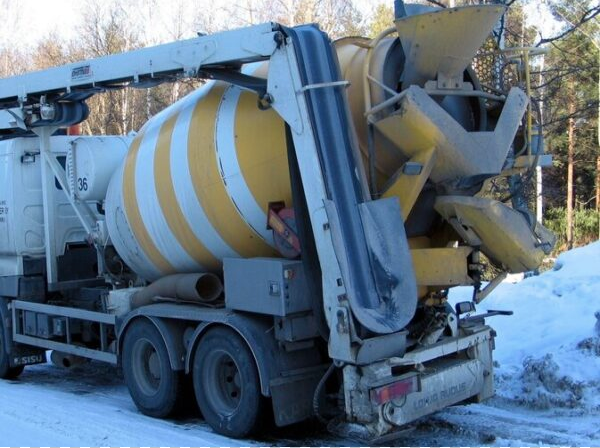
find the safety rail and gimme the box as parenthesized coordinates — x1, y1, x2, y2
(11, 300, 117, 364)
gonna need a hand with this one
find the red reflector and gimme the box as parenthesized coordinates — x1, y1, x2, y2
(370, 375, 419, 405)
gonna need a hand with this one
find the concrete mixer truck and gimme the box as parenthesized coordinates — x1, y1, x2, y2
(0, 2, 554, 441)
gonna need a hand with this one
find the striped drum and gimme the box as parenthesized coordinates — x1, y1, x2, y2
(105, 64, 293, 280)
(105, 39, 375, 281)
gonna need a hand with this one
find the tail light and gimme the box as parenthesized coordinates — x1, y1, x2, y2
(370, 374, 420, 405)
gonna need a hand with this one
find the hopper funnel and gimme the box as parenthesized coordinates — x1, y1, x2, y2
(395, 5, 505, 87)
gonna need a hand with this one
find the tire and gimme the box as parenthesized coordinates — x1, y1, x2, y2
(122, 319, 185, 418)
(0, 316, 24, 380)
(193, 327, 264, 438)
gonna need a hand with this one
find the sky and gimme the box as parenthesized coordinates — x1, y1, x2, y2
(2, 0, 562, 49)
(2, 0, 80, 45)
(2, 0, 391, 47)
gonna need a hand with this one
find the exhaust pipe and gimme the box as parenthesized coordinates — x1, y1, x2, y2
(131, 273, 223, 309)
(51, 351, 87, 368)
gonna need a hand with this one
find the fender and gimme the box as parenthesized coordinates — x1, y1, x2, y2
(184, 314, 279, 397)
(117, 314, 187, 371)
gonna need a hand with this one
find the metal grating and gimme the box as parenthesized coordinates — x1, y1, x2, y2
(472, 37, 520, 95)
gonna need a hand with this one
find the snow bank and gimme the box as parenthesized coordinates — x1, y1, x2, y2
(450, 241, 600, 410)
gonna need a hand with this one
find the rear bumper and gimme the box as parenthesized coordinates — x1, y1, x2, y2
(342, 324, 495, 438)
(383, 356, 488, 425)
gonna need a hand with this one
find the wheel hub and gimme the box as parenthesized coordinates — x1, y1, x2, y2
(203, 350, 242, 415)
(148, 352, 160, 380)
(132, 338, 161, 396)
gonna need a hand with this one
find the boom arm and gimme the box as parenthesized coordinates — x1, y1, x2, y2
(0, 23, 278, 107)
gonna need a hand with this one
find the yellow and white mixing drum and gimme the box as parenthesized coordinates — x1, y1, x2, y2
(106, 71, 294, 281)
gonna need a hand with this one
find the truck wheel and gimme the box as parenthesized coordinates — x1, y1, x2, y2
(193, 327, 264, 438)
(122, 319, 184, 418)
(0, 318, 24, 380)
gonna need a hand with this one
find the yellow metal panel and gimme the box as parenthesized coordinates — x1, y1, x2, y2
(235, 89, 292, 214)
(382, 147, 436, 220)
(435, 196, 549, 272)
(408, 236, 430, 249)
(408, 237, 431, 298)
(374, 100, 438, 161)
(411, 247, 473, 287)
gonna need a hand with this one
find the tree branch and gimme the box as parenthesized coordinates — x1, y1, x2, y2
(424, 0, 446, 8)
(536, 5, 600, 46)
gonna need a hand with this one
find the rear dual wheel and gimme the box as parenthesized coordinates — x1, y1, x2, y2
(123, 320, 265, 438)
(193, 327, 264, 438)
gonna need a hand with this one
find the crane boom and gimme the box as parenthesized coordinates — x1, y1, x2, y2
(0, 22, 278, 108)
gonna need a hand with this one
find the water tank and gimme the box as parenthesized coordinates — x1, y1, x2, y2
(67, 136, 131, 201)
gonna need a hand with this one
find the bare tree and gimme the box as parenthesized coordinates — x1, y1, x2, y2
(0, 0, 27, 77)
(218, 0, 364, 37)
(77, 0, 143, 135)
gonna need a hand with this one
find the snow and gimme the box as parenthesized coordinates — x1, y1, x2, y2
(0, 363, 249, 446)
(450, 241, 600, 411)
(1, 242, 599, 445)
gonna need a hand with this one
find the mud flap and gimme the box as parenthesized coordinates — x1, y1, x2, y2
(269, 367, 326, 426)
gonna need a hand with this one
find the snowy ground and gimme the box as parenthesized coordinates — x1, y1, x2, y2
(1, 242, 599, 446)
